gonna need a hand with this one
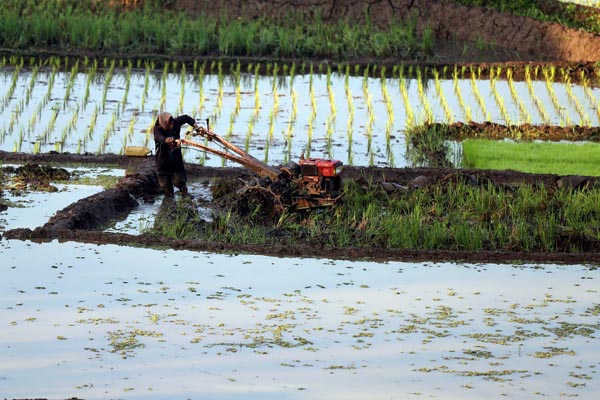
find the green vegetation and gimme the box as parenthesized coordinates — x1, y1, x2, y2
(0, 0, 433, 61)
(151, 178, 600, 253)
(448, 0, 600, 35)
(462, 140, 600, 176)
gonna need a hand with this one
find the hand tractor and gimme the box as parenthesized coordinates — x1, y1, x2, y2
(179, 122, 343, 219)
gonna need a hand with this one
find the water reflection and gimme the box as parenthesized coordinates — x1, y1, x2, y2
(1, 239, 598, 398)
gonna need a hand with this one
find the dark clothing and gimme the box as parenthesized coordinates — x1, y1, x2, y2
(153, 114, 195, 196)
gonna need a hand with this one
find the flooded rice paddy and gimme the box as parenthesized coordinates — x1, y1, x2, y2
(1, 63, 600, 398)
(1, 238, 599, 399)
(1, 64, 599, 168)
(0, 174, 599, 399)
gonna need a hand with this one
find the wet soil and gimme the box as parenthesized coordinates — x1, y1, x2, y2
(3, 150, 600, 265)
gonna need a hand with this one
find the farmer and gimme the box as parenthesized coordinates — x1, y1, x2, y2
(153, 111, 198, 197)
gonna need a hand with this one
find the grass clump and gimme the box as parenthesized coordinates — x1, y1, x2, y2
(151, 176, 600, 253)
(0, 1, 434, 61)
(462, 139, 600, 176)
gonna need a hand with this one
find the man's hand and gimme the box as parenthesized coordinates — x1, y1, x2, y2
(165, 137, 174, 144)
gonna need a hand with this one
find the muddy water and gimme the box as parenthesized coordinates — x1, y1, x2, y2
(1, 237, 598, 399)
(1, 66, 599, 168)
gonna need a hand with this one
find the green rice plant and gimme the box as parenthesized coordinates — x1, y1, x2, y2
(121, 61, 132, 114)
(101, 59, 115, 113)
(140, 62, 150, 113)
(489, 78, 512, 125)
(469, 71, 489, 120)
(42, 105, 59, 142)
(0, 65, 20, 113)
(24, 65, 39, 106)
(85, 105, 99, 146)
(525, 68, 552, 125)
(506, 68, 531, 124)
(452, 68, 471, 122)
(158, 62, 169, 112)
(63, 60, 79, 107)
(399, 77, 415, 128)
(416, 68, 433, 120)
(563, 75, 591, 126)
(405, 123, 453, 168)
(177, 63, 186, 115)
(542, 66, 568, 125)
(431, 68, 453, 123)
(462, 139, 600, 176)
(82, 58, 97, 109)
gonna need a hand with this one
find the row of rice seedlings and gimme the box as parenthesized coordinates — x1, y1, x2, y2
(84, 105, 100, 149)
(284, 87, 298, 163)
(432, 68, 453, 123)
(101, 59, 116, 113)
(120, 113, 138, 154)
(252, 64, 261, 122)
(12, 127, 25, 152)
(63, 60, 79, 107)
(140, 62, 151, 113)
(158, 62, 169, 112)
(415, 68, 433, 121)
(344, 65, 355, 165)
(399, 68, 416, 128)
(120, 60, 133, 114)
(0, 64, 21, 113)
(506, 68, 531, 124)
(214, 62, 225, 119)
(97, 109, 119, 154)
(541, 66, 570, 125)
(489, 75, 512, 125)
(196, 62, 207, 117)
(452, 66, 472, 122)
(56, 104, 80, 152)
(42, 105, 59, 143)
(82, 58, 97, 109)
(469, 67, 490, 120)
(362, 67, 375, 157)
(380, 68, 395, 166)
(562, 73, 591, 126)
(580, 70, 600, 123)
(524, 66, 552, 125)
(176, 63, 186, 115)
(24, 65, 39, 106)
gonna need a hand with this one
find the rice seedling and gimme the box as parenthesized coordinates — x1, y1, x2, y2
(562, 74, 591, 126)
(24, 65, 39, 106)
(506, 68, 531, 124)
(452, 67, 471, 122)
(158, 62, 169, 112)
(399, 72, 415, 128)
(416, 68, 433, 120)
(121, 60, 133, 114)
(524, 67, 552, 125)
(140, 62, 150, 113)
(0, 65, 20, 113)
(177, 63, 186, 115)
(63, 60, 79, 108)
(42, 105, 59, 143)
(542, 66, 568, 125)
(469, 70, 489, 120)
(82, 58, 97, 109)
(432, 68, 453, 123)
(489, 77, 512, 125)
(101, 59, 115, 113)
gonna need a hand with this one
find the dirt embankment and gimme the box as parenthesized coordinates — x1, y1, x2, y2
(176, 0, 600, 63)
(3, 151, 600, 265)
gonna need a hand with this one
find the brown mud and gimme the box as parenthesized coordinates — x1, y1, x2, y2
(3, 150, 600, 265)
